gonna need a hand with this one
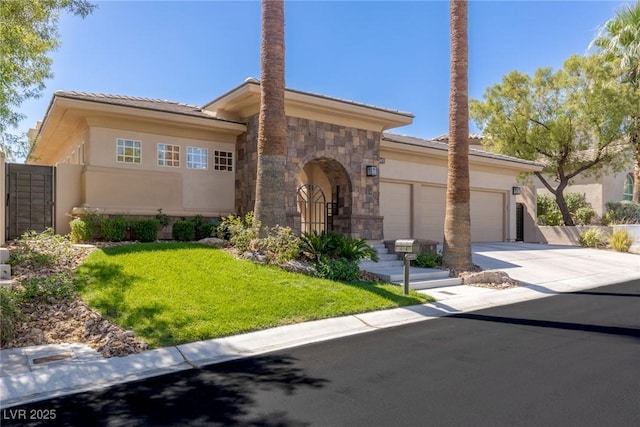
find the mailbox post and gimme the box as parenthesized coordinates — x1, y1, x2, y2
(394, 239, 418, 295)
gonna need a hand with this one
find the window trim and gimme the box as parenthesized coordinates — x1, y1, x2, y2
(157, 143, 181, 168)
(623, 174, 634, 201)
(186, 146, 209, 170)
(116, 138, 142, 164)
(214, 150, 234, 172)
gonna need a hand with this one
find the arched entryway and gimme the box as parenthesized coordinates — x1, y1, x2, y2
(296, 157, 352, 235)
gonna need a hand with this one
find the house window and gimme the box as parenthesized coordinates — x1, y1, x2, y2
(187, 147, 208, 170)
(214, 150, 233, 171)
(157, 144, 180, 167)
(623, 174, 634, 201)
(117, 138, 141, 164)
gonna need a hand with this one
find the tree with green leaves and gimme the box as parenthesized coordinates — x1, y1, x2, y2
(470, 54, 633, 226)
(591, 1, 640, 202)
(0, 0, 95, 160)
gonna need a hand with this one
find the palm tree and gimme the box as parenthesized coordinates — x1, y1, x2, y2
(254, 0, 287, 228)
(442, 0, 473, 274)
(592, 2, 640, 202)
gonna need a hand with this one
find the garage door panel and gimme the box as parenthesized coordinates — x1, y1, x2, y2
(416, 185, 446, 241)
(470, 191, 504, 242)
(381, 182, 411, 239)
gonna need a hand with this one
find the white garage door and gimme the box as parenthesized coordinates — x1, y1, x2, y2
(470, 191, 504, 242)
(380, 181, 411, 239)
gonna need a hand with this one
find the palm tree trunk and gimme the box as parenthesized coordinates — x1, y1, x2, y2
(254, 0, 287, 229)
(443, 0, 473, 274)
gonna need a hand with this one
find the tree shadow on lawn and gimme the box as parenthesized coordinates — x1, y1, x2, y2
(75, 261, 186, 347)
(339, 280, 433, 306)
(97, 242, 218, 257)
(11, 354, 327, 427)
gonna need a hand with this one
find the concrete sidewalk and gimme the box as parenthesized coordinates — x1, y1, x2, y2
(1, 243, 639, 409)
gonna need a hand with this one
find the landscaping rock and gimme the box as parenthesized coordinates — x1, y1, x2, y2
(198, 237, 229, 248)
(459, 270, 520, 289)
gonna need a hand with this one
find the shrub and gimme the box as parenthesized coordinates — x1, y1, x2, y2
(300, 230, 341, 264)
(8, 229, 75, 268)
(574, 207, 596, 226)
(413, 251, 443, 268)
(20, 273, 77, 301)
(191, 215, 215, 240)
(605, 200, 640, 224)
(538, 209, 563, 226)
(315, 258, 360, 282)
(334, 236, 379, 262)
(564, 192, 589, 214)
(579, 228, 606, 248)
(261, 226, 301, 263)
(130, 219, 159, 242)
(155, 209, 170, 227)
(75, 208, 103, 239)
(69, 218, 93, 243)
(220, 213, 261, 252)
(537, 194, 557, 218)
(172, 220, 196, 242)
(101, 216, 128, 242)
(609, 229, 633, 252)
(0, 287, 21, 345)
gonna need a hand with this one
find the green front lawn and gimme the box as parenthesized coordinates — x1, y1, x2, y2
(76, 243, 432, 348)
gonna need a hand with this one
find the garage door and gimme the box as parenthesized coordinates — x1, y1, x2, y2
(470, 191, 504, 242)
(416, 185, 446, 241)
(380, 181, 411, 239)
(416, 186, 504, 242)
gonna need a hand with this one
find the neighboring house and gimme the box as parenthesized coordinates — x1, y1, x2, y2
(23, 78, 542, 242)
(534, 172, 634, 218)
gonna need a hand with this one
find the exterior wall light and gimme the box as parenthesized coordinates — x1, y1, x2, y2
(366, 165, 378, 177)
(512, 186, 522, 195)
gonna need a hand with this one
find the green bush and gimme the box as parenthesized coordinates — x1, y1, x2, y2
(565, 192, 590, 214)
(609, 229, 633, 252)
(8, 229, 75, 268)
(0, 287, 21, 345)
(261, 226, 301, 263)
(579, 228, 607, 248)
(20, 273, 77, 301)
(130, 219, 159, 242)
(219, 213, 261, 252)
(335, 236, 379, 262)
(412, 252, 443, 268)
(101, 216, 128, 242)
(300, 230, 341, 264)
(538, 209, 563, 226)
(574, 207, 596, 226)
(315, 258, 360, 282)
(190, 215, 215, 240)
(605, 200, 640, 224)
(69, 218, 93, 243)
(172, 220, 196, 242)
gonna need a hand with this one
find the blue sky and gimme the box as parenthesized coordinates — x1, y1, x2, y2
(15, 0, 634, 142)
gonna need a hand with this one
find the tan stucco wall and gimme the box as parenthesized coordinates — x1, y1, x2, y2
(55, 164, 84, 235)
(81, 126, 236, 217)
(0, 151, 5, 245)
(379, 148, 523, 242)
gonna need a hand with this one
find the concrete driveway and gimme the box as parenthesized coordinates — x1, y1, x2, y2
(472, 242, 640, 289)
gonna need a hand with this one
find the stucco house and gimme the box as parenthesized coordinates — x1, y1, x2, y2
(22, 78, 542, 243)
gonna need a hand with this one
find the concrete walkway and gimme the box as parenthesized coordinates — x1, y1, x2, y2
(1, 243, 639, 409)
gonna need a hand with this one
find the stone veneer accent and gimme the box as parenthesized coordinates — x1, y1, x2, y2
(235, 115, 383, 239)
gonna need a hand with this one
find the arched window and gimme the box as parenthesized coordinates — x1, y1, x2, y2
(623, 174, 634, 201)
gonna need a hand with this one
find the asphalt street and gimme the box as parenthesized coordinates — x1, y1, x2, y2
(3, 280, 639, 427)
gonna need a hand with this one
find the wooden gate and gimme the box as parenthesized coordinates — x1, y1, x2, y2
(6, 163, 55, 240)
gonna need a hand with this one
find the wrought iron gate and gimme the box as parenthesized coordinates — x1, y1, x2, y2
(297, 184, 335, 234)
(6, 163, 55, 240)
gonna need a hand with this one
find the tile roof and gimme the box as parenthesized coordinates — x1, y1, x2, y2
(53, 91, 244, 124)
(382, 133, 543, 167)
